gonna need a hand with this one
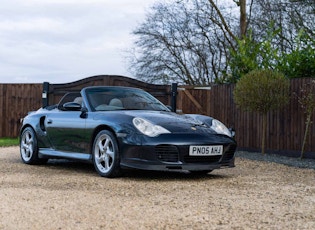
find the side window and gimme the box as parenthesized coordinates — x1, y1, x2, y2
(57, 92, 81, 110)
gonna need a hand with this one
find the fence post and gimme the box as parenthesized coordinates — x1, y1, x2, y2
(171, 83, 177, 112)
(42, 82, 49, 108)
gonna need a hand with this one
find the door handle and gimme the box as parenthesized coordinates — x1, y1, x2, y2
(47, 119, 52, 124)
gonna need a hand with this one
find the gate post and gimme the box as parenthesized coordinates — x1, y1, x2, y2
(171, 83, 177, 112)
(42, 82, 50, 108)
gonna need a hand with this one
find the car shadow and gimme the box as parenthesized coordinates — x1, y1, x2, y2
(41, 159, 230, 180)
(121, 169, 229, 181)
(44, 159, 95, 174)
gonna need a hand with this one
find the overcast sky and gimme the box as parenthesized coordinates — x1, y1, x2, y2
(0, 0, 157, 84)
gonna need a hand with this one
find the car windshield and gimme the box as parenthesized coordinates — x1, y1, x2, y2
(85, 87, 170, 112)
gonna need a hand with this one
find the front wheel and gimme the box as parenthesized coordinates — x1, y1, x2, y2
(92, 130, 121, 178)
(20, 127, 47, 164)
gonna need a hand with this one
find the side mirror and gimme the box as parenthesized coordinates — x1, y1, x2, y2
(80, 107, 88, 118)
(63, 102, 82, 111)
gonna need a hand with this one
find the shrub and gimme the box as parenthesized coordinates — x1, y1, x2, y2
(234, 69, 290, 154)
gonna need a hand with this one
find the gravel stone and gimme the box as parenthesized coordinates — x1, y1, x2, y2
(0, 146, 314, 229)
(236, 151, 315, 170)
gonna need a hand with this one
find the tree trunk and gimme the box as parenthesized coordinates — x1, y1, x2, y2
(262, 113, 267, 154)
(240, 0, 247, 38)
(301, 113, 311, 159)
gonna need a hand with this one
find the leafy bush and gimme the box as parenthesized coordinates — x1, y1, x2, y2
(225, 27, 281, 83)
(226, 28, 314, 83)
(278, 46, 315, 79)
(278, 31, 315, 79)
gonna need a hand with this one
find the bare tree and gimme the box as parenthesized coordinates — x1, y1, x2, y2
(127, 0, 245, 85)
(249, 0, 315, 53)
(126, 0, 314, 84)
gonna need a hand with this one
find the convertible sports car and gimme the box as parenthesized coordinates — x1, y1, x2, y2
(20, 86, 237, 177)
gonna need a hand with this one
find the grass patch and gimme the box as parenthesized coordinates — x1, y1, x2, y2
(0, 137, 19, 147)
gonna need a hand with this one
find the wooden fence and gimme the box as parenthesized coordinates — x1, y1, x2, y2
(0, 75, 314, 157)
(0, 84, 42, 137)
(177, 78, 315, 157)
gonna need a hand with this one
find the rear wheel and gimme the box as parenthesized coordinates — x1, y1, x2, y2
(20, 127, 47, 164)
(92, 130, 121, 178)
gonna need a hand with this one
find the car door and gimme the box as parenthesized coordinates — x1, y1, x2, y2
(45, 111, 88, 153)
(45, 93, 89, 153)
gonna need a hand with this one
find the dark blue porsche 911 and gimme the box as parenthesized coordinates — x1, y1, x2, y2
(20, 86, 237, 177)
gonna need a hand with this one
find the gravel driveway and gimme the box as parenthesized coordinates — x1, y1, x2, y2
(1, 146, 314, 229)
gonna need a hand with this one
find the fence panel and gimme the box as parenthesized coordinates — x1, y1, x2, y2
(0, 76, 314, 157)
(0, 84, 42, 137)
(177, 78, 315, 156)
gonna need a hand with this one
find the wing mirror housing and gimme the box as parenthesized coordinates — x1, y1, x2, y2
(80, 107, 88, 118)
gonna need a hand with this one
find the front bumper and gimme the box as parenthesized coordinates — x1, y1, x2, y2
(118, 133, 237, 172)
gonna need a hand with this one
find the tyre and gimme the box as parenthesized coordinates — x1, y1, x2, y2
(92, 130, 121, 178)
(20, 127, 47, 164)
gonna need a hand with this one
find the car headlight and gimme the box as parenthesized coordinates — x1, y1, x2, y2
(211, 119, 232, 137)
(133, 117, 170, 137)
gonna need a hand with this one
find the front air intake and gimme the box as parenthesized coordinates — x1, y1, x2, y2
(155, 145, 179, 162)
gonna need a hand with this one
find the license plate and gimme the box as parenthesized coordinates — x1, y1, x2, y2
(189, 145, 223, 156)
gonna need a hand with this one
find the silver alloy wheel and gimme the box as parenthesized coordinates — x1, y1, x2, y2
(20, 129, 34, 162)
(94, 133, 115, 174)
